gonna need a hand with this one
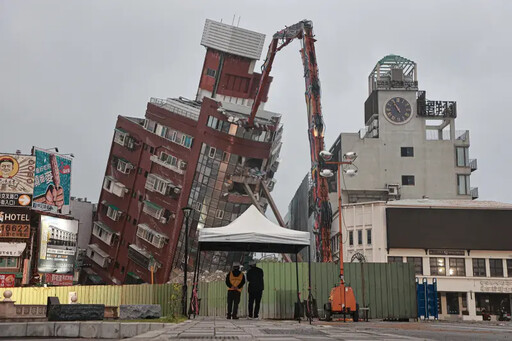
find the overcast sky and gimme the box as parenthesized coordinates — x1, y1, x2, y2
(1, 0, 511, 216)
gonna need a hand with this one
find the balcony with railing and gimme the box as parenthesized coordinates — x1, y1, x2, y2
(469, 159, 478, 172)
(455, 130, 469, 144)
(425, 129, 470, 144)
(149, 97, 200, 121)
(149, 154, 185, 175)
(471, 187, 479, 200)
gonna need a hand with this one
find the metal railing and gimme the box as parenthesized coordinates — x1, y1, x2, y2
(469, 159, 478, 172)
(150, 98, 200, 121)
(471, 187, 479, 199)
(455, 130, 469, 142)
(425, 129, 470, 142)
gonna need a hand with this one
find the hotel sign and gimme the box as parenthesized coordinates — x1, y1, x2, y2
(0, 208, 31, 238)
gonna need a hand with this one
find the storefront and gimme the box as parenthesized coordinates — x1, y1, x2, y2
(476, 293, 510, 316)
(0, 242, 27, 287)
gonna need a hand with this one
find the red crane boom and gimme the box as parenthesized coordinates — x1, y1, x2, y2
(247, 20, 332, 262)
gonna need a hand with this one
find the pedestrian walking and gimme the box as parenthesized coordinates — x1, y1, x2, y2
(247, 260, 264, 319)
(225, 261, 245, 319)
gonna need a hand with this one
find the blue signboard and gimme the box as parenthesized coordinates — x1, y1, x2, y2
(32, 148, 72, 214)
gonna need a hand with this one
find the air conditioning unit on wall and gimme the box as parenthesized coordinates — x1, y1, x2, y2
(387, 184, 400, 196)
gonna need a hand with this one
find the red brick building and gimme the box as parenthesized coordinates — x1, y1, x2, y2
(86, 19, 283, 285)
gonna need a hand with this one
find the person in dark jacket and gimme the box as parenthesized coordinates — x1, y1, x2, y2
(246, 260, 264, 319)
(225, 261, 245, 319)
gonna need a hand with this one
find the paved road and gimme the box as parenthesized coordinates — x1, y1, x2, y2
(126, 317, 512, 340)
(8, 318, 512, 340)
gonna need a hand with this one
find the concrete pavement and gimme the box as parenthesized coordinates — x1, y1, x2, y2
(128, 317, 512, 341)
(5, 318, 512, 340)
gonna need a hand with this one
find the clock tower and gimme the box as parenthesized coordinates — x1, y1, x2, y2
(330, 54, 476, 203)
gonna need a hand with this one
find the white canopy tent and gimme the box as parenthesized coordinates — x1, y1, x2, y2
(189, 205, 313, 322)
(198, 205, 311, 253)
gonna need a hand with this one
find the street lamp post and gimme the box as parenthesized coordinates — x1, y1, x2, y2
(319, 151, 357, 283)
(181, 206, 193, 317)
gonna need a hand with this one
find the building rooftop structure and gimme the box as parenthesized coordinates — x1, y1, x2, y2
(200, 19, 265, 60)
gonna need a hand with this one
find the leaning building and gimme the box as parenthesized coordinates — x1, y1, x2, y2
(86, 20, 283, 285)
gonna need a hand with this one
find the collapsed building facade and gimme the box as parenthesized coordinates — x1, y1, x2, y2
(86, 19, 283, 285)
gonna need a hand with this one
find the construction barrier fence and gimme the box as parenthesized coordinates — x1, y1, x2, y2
(1, 262, 415, 320)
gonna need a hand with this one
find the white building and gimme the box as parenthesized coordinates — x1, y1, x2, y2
(70, 197, 96, 250)
(331, 54, 477, 204)
(332, 199, 512, 321)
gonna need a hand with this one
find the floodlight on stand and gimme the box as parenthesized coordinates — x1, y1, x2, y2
(319, 150, 333, 161)
(320, 169, 334, 178)
(343, 152, 358, 161)
(344, 169, 358, 177)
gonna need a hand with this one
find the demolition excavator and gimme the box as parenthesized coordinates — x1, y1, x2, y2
(245, 20, 358, 320)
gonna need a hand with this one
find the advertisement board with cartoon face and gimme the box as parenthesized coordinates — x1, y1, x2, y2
(0, 154, 35, 208)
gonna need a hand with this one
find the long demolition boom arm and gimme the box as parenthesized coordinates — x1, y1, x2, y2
(247, 20, 332, 262)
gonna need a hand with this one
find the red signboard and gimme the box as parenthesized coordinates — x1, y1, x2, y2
(0, 274, 15, 287)
(0, 224, 30, 238)
(45, 273, 73, 286)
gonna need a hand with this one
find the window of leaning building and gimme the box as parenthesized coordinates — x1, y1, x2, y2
(172, 143, 252, 273)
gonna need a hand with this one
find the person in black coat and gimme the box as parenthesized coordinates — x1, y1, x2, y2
(225, 261, 245, 319)
(246, 260, 264, 319)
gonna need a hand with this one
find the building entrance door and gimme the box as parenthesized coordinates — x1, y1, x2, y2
(446, 292, 460, 315)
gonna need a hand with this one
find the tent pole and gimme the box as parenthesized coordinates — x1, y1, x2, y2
(308, 245, 312, 324)
(295, 252, 301, 323)
(190, 246, 201, 318)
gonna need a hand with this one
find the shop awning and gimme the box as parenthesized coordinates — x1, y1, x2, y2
(106, 203, 120, 211)
(143, 200, 162, 211)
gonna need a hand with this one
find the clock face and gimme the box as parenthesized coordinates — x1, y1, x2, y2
(384, 97, 412, 124)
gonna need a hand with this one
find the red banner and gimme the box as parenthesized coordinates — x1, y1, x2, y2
(0, 274, 15, 287)
(45, 273, 73, 286)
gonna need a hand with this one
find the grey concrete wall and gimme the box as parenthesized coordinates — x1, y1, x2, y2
(0, 321, 165, 339)
(70, 198, 96, 249)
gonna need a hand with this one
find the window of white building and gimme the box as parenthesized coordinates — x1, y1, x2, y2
(388, 256, 403, 263)
(448, 258, 465, 276)
(490, 259, 504, 277)
(456, 147, 469, 167)
(473, 258, 486, 277)
(430, 257, 446, 276)
(457, 174, 470, 195)
(407, 257, 423, 275)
